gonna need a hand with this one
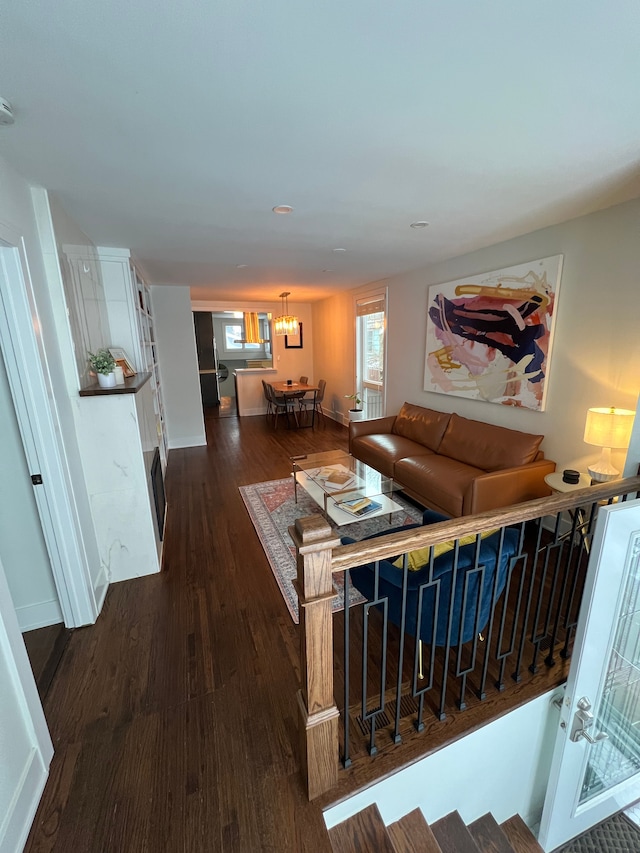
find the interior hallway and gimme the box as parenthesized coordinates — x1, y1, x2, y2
(25, 412, 348, 853)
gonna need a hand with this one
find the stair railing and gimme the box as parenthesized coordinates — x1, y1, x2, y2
(293, 475, 640, 800)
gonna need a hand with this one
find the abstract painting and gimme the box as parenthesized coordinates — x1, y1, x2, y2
(424, 255, 563, 411)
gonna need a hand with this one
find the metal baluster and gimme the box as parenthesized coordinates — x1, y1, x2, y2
(529, 513, 563, 674)
(513, 520, 539, 682)
(392, 557, 410, 744)
(437, 541, 461, 721)
(342, 566, 351, 768)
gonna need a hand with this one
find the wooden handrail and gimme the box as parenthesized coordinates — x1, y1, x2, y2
(331, 476, 640, 572)
(295, 473, 640, 799)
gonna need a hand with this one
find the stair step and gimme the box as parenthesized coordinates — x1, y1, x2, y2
(468, 813, 516, 853)
(328, 803, 396, 853)
(432, 810, 482, 853)
(387, 807, 442, 853)
(500, 815, 544, 853)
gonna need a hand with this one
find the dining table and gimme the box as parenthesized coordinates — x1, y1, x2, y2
(270, 381, 319, 428)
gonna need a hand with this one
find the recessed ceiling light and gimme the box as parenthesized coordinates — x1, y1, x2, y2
(272, 205, 293, 214)
(236, 264, 248, 268)
(332, 247, 346, 252)
(410, 221, 429, 229)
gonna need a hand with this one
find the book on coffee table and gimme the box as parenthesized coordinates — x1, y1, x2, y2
(336, 495, 382, 517)
(312, 465, 356, 491)
(326, 470, 354, 487)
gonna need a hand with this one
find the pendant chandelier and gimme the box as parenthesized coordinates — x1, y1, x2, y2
(274, 291, 299, 336)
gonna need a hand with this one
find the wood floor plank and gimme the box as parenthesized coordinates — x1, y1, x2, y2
(328, 804, 396, 853)
(431, 811, 481, 853)
(499, 815, 544, 853)
(387, 807, 442, 852)
(468, 813, 516, 853)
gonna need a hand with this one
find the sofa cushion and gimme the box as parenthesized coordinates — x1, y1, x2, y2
(438, 412, 544, 471)
(391, 402, 451, 451)
(391, 528, 499, 571)
(395, 454, 483, 517)
(351, 434, 433, 478)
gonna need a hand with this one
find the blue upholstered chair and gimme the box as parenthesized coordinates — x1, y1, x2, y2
(342, 510, 520, 648)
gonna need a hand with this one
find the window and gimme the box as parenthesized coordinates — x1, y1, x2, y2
(224, 323, 260, 351)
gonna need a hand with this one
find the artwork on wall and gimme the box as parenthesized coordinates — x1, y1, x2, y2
(423, 255, 563, 411)
(284, 322, 303, 349)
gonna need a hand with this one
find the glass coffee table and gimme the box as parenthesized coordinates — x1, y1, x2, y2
(291, 449, 403, 527)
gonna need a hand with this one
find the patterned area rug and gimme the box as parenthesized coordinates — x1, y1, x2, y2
(556, 811, 640, 852)
(239, 477, 424, 623)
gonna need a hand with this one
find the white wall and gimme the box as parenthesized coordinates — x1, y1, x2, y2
(0, 352, 61, 630)
(324, 688, 561, 832)
(312, 289, 360, 422)
(152, 286, 206, 448)
(624, 390, 640, 478)
(314, 199, 640, 472)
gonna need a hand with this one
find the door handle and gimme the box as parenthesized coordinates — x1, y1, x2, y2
(570, 696, 608, 744)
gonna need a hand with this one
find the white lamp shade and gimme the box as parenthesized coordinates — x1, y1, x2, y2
(583, 407, 635, 449)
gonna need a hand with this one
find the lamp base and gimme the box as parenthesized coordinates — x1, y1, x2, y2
(587, 447, 619, 483)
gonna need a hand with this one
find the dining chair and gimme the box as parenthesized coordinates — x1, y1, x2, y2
(261, 379, 273, 420)
(314, 379, 326, 420)
(266, 383, 290, 429)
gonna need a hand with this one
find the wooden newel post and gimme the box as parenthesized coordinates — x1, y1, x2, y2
(291, 515, 341, 800)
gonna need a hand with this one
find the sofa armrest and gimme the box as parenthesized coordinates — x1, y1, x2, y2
(349, 415, 397, 451)
(466, 459, 557, 514)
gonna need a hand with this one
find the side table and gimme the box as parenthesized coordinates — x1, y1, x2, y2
(544, 471, 593, 552)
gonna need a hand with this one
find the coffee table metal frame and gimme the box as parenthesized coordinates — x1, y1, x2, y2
(290, 449, 403, 527)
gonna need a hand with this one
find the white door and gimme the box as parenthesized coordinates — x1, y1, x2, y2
(539, 497, 640, 852)
(0, 554, 53, 852)
(355, 291, 386, 419)
(0, 237, 97, 628)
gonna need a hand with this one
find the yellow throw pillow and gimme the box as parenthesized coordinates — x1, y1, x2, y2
(392, 529, 499, 571)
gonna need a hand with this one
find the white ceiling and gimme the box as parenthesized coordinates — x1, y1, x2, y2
(1, 1, 639, 302)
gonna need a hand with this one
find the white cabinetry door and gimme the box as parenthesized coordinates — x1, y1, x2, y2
(0, 556, 53, 852)
(98, 248, 168, 471)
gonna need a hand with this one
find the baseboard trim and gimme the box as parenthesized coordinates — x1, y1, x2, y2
(0, 747, 48, 853)
(168, 435, 207, 449)
(14, 599, 63, 633)
(93, 563, 109, 615)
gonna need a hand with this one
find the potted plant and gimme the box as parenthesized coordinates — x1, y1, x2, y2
(344, 392, 363, 422)
(88, 348, 117, 388)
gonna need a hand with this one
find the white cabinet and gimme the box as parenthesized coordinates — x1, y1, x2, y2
(97, 247, 168, 471)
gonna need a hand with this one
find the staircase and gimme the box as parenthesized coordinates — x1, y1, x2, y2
(328, 804, 544, 853)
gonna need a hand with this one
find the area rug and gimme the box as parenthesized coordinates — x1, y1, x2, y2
(239, 477, 424, 623)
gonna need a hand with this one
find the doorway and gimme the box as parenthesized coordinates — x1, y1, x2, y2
(355, 291, 387, 419)
(193, 310, 272, 417)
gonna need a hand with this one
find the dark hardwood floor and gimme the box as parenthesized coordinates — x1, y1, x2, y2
(22, 623, 72, 701)
(25, 411, 347, 853)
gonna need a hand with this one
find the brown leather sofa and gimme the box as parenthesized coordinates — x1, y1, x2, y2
(349, 402, 556, 517)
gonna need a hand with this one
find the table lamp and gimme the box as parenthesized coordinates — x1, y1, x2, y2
(583, 406, 635, 482)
